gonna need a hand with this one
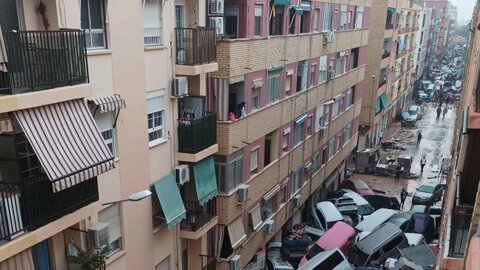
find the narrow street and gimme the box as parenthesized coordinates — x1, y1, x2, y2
(355, 102, 457, 210)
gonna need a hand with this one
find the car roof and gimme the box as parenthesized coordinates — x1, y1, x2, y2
(405, 233, 424, 246)
(298, 248, 350, 270)
(317, 221, 355, 250)
(409, 105, 419, 110)
(316, 201, 343, 221)
(420, 183, 436, 188)
(355, 208, 398, 231)
(410, 205, 428, 213)
(356, 222, 404, 253)
(343, 191, 370, 205)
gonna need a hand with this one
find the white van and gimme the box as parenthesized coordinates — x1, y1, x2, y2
(355, 208, 399, 232)
(297, 248, 353, 270)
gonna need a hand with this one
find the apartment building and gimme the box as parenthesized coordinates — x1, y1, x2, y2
(206, 0, 370, 268)
(359, 0, 420, 149)
(0, 0, 220, 269)
(413, 4, 431, 79)
(425, 0, 451, 70)
(436, 3, 480, 269)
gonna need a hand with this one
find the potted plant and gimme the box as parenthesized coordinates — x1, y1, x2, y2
(71, 248, 108, 270)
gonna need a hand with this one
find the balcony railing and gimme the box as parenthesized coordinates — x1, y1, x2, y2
(0, 175, 98, 240)
(180, 201, 216, 232)
(178, 113, 217, 154)
(386, 24, 394, 29)
(382, 51, 391, 59)
(0, 30, 88, 95)
(175, 28, 216, 66)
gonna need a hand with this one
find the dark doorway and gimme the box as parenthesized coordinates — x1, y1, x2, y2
(265, 137, 272, 166)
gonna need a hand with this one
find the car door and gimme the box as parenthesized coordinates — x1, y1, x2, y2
(434, 185, 442, 201)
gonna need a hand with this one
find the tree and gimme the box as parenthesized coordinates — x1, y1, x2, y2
(71, 248, 108, 270)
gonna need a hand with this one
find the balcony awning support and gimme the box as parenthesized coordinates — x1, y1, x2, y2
(88, 94, 126, 128)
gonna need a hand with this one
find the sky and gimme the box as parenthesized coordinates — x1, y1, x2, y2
(449, 0, 476, 25)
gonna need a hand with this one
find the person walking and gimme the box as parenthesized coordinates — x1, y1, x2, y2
(443, 107, 448, 119)
(437, 106, 442, 119)
(395, 164, 402, 182)
(400, 188, 408, 210)
(417, 132, 422, 147)
(379, 129, 384, 144)
(420, 155, 427, 174)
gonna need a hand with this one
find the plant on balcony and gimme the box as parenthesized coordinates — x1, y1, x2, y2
(71, 248, 108, 270)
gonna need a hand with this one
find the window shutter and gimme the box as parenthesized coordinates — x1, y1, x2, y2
(98, 204, 122, 243)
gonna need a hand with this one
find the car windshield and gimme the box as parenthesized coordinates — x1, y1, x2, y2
(409, 109, 417, 115)
(348, 246, 369, 266)
(305, 244, 325, 260)
(358, 204, 375, 215)
(418, 185, 435, 193)
(353, 181, 370, 190)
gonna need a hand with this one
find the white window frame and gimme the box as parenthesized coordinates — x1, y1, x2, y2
(340, 5, 348, 30)
(285, 74, 292, 95)
(290, 165, 302, 197)
(252, 86, 260, 110)
(314, 105, 324, 132)
(250, 147, 259, 174)
(249, 204, 263, 231)
(267, 71, 281, 104)
(323, 3, 332, 32)
(310, 64, 316, 87)
(81, 0, 107, 50)
(332, 100, 339, 118)
(147, 90, 166, 147)
(319, 55, 327, 83)
(306, 115, 313, 136)
(355, 6, 364, 29)
(95, 112, 116, 157)
(262, 196, 276, 220)
(143, 0, 164, 46)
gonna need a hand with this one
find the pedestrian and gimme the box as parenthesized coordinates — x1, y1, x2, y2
(379, 129, 384, 144)
(395, 164, 402, 182)
(235, 101, 246, 118)
(420, 155, 427, 174)
(417, 132, 422, 146)
(437, 107, 442, 118)
(400, 188, 408, 210)
(443, 107, 448, 119)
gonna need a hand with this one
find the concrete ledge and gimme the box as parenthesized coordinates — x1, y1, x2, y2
(179, 216, 218, 240)
(175, 62, 218, 76)
(177, 144, 219, 163)
(0, 83, 92, 113)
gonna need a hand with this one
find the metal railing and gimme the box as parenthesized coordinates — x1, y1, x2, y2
(178, 113, 217, 154)
(180, 201, 216, 232)
(175, 28, 216, 66)
(0, 175, 98, 240)
(0, 30, 88, 95)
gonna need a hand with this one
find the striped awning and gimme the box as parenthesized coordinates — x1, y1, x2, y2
(89, 94, 126, 114)
(14, 99, 115, 192)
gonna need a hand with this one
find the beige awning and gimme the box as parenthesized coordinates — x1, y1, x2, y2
(14, 99, 115, 191)
(227, 216, 247, 249)
(0, 25, 8, 72)
(0, 249, 34, 270)
(249, 205, 263, 231)
(263, 185, 280, 201)
(89, 94, 126, 114)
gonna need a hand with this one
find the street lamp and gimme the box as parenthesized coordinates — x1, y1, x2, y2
(102, 190, 152, 206)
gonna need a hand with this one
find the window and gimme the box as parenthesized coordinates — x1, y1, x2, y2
(102, 129, 115, 155)
(254, 5, 263, 36)
(290, 165, 303, 197)
(332, 9, 340, 31)
(343, 123, 352, 146)
(312, 150, 321, 171)
(270, 5, 284, 35)
(315, 105, 324, 132)
(147, 90, 166, 145)
(340, 5, 348, 30)
(262, 196, 276, 219)
(319, 56, 327, 83)
(324, 102, 331, 123)
(225, 6, 239, 39)
(323, 4, 331, 31)
(98, 204, 122, 256)
(306, 116, 313, 136)
(335, 52, 345, 76)
(313, 9, 320, 32)
(279, 185, 287, 204)
(331, 100, 339, 118)
(252, 86, 260, 110)
(293, 115, 306, 146)
(285, 74, 292, 96)
(328, 137, 337, 159)
(282, 128, 290, 152)
(249, 205, 263, 231)
(95, 112, 116, 157)
(346, 88, 353, 108)
(250, 148, 259, 174)
(310, 65, 316, 86)
(81, 0, 107, 49)
(322, 147, 328, 164)
(143, 0, 163, 45)
(267, 70, 281, 104)
(355, 6, 364, 29)
(386, 8, 395, 27)
(215, 150, 244, 194)
(155, 256, 170, 270)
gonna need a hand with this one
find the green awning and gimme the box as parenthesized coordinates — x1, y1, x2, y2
(292, 7, 303, 15)
(273, 0, 291, 6)
(153, 173, 186, 229)
(380, 93, 389, 108)
(268, 65, 284, 72)
(193, 156, 218, 206)
(376, 97, 382, 114)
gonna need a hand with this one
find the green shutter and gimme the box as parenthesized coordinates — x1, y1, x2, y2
(380, 93, 389, 108)
(273, 0, 292, 6)
(153, 174, 186, 229)
(376, 97, 382, 114)
(292, 7, 304, 15)
(193, 156, 219, 206)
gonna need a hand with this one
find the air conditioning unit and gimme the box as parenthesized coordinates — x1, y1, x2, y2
(229, 255, 241, 270)
(88, 222, 109, 249)
(323, 31, 335, 44)
(237, 184, 251, 203)
(264, 220, 275, 234)
(175, 165, 190, 185)
(293, 194, 301, 208)
(209, 17, 224, 36)
(210, 0, 224, 14)
(319, 127, 327, 138)
(173, 77, 188, 97)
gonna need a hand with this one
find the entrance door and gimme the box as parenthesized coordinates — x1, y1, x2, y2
(0, 0, 20, 31)
(264, 137, 272, 166)
(32, 240, 51, 270)
(175, 5, 185, 63)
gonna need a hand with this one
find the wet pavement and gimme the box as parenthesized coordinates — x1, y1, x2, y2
(354, 102, 457, 210)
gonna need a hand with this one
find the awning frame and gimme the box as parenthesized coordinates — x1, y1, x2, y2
(90, 94, 126, 128)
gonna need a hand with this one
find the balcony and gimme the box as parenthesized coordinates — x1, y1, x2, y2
(382, 51, 391, 59)
(0, 30, 88, 96)
(175, 28, 218, 76)
(0, 175, 98, 241)
(386, 24, 394, 29)
(180, 201, 217, 240)
(177, 113, 218, 162)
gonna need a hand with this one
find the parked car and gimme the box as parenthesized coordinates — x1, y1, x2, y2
(342, 191, 376, 219)
(417, 90, 428, 101)
(311, 202, 344, 231)
(348, 222, 409, 267)
(298, 248, 353, 270)
(363, 195, 400, 210)
(408, 105, 423, 121)
(412, 183, 444, 205)
(430, 201, 443, 216)
(299, 222, 356, 266)
(266, 242, 295, 270)
(401, 112, 416, 127)
(410, 205, 430, 235)
(387, 212, 414, 232)
(355, 208, 399, 232)
(339, 179, 375, 196)
(328, 196, 359, 226)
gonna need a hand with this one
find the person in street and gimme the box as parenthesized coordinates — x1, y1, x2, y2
(437, 106, 442, 118)
(420, 155, 427, 174)
(379, 130, 384, 144)
(235, 101, 246, 118)
(417, 132, 422, 147)
(395, 164, 402, 182)
(400, 188, 408, 210)
(443, 107, 448, 119)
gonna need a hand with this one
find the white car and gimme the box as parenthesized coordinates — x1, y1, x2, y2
(298, 248, 353, 270)
(311, 201, 343, 231)
(355, 208, 399, 232)
(342, 190, 376, 219)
